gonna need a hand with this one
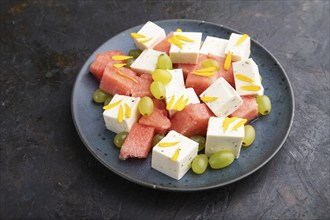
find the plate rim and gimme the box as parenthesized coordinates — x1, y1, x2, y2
(71, 19, 295, 191)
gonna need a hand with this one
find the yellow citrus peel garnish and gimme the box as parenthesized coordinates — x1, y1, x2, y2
(240, 85, 261, 91)
(103, 99, 123, 110)
(235, 74, 254, 83)
(159, 141, 180, 147)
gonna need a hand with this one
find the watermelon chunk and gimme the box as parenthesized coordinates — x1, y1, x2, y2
(89, 50, 125, 80)
(153, 99, 168, 117)
(170, 103, 214, 137)
(207, 54, 235, 88)
(139, 108, 171, 134)
(176, 54, 208, 79)
(154, 32, 174, 55)
(119, 123, 155, 160)
(131, 76, 153, 98)
(230, 96, 259, 122)
(99, 65, 138, 96)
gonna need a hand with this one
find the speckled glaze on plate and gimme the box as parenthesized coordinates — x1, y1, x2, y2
(71, 19, 294, 191)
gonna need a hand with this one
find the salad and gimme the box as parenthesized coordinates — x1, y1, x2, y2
(89, 21, 272, 180)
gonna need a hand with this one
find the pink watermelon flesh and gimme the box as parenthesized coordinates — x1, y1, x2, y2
(186, 71, 220, 96)
(152, 99, 168, 117)
(119, 123, 155, 160)
(154, 32, 174, 55)
(170, 103, 214, 137)
(131, 76, 153, 98)
(99, 65, 137, 96)
(176, 54, 208, 79)
(140, 73, 153, 81)
(139, 108, 171, 135)
(230, 95, 259, 122)
(207, 54, 235, 88)
(89, 50, 125, 80)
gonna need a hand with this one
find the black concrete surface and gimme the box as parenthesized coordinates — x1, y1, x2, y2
(1, 0, 329, 219)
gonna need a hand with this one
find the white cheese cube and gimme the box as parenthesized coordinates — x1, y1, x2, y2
(164, 69, 185, 99)
(152, 130, 198, 180)
(200, 77, 243, 117)
(133, 21, 166, 50)
(233, 58, 264, 96)
(103, 94, 140, 133)
(200, 36, 228, 58)
(224, 33, 251, 61)
(166, 88, 200, 117)
(169, 32, 202, 64)
(205, 116, 245, 158)
(130, 49, 164, 74)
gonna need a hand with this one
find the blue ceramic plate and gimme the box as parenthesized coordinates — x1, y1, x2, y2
(71, 19, 294, 191)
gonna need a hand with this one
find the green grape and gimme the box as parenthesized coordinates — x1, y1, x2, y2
(152, 69, 172, 84)
(125, 58, 135, 68)
(152, 134, 165, 147)
(191, 154, 208, 174)
(243, 125, 256, 147)
(103, 94, 114, 106)
(201, 59, 220, 70)
(209, 150, 235, 169)
(93, 89, 109, 103)
(128, 49, 142, 59)
(138, 96, 154, 116)
(190, 136, 206, 151)
(114, 132, 128, 148)
(157, 54, 173, 70)
(256, 95, 272, 115)
(150, 81, 166, 100)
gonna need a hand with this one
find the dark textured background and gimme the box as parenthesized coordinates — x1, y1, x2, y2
(0, 0, 329, 219)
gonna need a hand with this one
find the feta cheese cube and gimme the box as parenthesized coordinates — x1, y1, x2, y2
(130, 49, 164, 74)
(152, 130, 198, 180)
(133, 21, 166, 50)
(166, 88, 200, 117)
(200, 77, 243, 117)
(233, 58, 264, 96)
(103, 94, 141, 133)
(169, 32, 202, 64)
(200, 36, 228, 58)
(164, 69, 185, 98)
(205, 116, 245, 158)
(224, 33, 251, 61)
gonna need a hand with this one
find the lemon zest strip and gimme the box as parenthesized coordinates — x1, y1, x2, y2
(137, 37, 152, 43)
(117, 104, 124, 123)
(117, 71, 138, 83)
(176, 34, 195, 42)
(173, 95, 185, 110)
(166, 95, 175, 110)
(168, 36, 184, 49)
(235, 34, 249, 47)
(224, 51, 232, 71)
(159, 141, 180, 147)
(240, 85, 261, 91)
(103, 99, 123, 110)
(194, 66, 218, 73)
(113, 63, 126, 68)
(231, 119, 247, 131)
(171, 147, 180, 161)
(112, 55, 133, 61)
(192, 71, 215, 77)
(176, 97, 189, 111)
(235, 74, 254, 83)
(201, 96, 218, 103)
(130, 32, 146, 39)
(124, 103, 131, 118)
(222, 117, 238, 132)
